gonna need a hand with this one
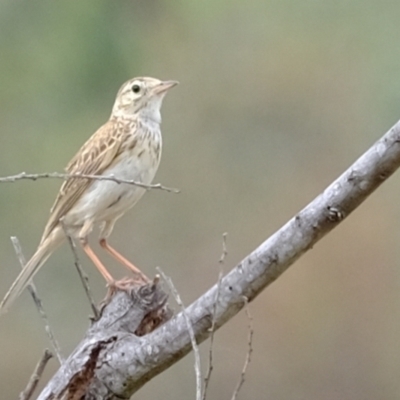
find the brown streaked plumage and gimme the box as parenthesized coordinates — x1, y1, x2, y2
(0, 76, 178, 313)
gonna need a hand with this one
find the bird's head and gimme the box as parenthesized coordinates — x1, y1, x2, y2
(112, 77, 178, 123)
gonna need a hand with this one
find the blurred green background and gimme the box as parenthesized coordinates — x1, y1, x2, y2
(1, 0, 400, 398)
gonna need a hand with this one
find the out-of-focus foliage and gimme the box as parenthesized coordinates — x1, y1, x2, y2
(1, 1, 400, 398)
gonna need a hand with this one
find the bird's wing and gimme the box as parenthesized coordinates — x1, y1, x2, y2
(40, 119, 130, 242)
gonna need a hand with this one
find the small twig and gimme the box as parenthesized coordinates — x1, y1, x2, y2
(157, 267, 202, 400)
(219, 232, 228, 264)
(0, 172, 180, 193)
(231, 297, 254, 400)
(202, 232, 227, 400)
(60, 221, 99, 320)
(19, 349, 53, 400)
(11, 237, 64, 364)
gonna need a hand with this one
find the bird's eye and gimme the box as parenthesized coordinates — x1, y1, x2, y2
(132, 84, 141, 94)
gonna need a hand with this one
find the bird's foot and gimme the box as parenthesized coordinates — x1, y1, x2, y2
(105, 275, 150, 298)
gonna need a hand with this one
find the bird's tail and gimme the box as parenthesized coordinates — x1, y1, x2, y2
(0, 228, 64, 314)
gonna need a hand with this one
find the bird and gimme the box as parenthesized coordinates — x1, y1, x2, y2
(0, 76, 178, 314)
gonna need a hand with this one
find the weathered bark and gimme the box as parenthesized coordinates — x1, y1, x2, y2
(38, 120, 400, 399)
(38, 279, 172, 399)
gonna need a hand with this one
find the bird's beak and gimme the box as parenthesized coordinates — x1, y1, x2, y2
(153, 80, 179, 95)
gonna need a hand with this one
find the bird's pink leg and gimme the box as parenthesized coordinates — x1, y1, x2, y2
(99, 239, 147, 281)
(81, 242, 114, 284)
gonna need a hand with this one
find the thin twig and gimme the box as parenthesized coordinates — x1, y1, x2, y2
(19, 349, 53, 400)
(157, 267, 202, 400)
(202, 232, 227, 400)
(231, 297, 254, 400)
(219, 232, 228, 264)
(10, 237, 64, 364)
(60, 221, 99, 320)
(0, 172, 180, 193)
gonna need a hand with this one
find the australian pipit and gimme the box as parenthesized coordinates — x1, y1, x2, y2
(0, 76, 178, 313)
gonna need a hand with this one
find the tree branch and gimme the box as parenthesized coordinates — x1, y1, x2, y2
(0, 172, 179, 193)
(231, 297, 253, 400)
(38, 120, 400, 399)
(203, 232, 227, 399)
(20, 349, 53, 400)
(157, 267, 202, 400)
(11, 237, 64, 364)
(61, 221, 100, 320)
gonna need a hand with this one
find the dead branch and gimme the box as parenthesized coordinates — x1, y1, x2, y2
(36, 119, 400, 398)
(61, 221, 99, 320)
(0, 172, 179, 193)
(157, 267, 203, 400)
(231, 297, 253, 400)
(39, 278, 171, 399)
(11, 237, 64, 364)
(20, 349, 53, 400)
(203, 232, 227, 400)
